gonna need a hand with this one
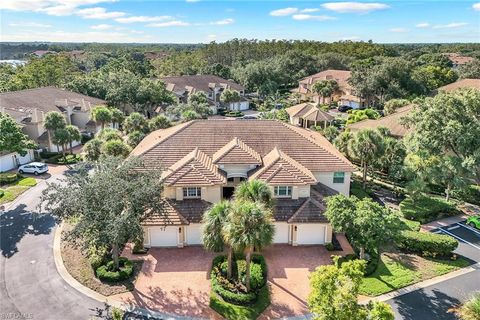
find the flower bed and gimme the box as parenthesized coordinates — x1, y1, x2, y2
(96, 257, 134, 282)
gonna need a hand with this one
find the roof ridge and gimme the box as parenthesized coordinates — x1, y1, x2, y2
(348, 104, 414, 128)
(276, 148, 316, 182)
(287, 199, 312, 223)
(212, 136, 262, 164)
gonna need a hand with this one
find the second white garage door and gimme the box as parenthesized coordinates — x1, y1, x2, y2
(273, 222, 289, 243)
(149, 226, 179, 247)
(296, 224, 326, 245)
(186, 224, 203, 245)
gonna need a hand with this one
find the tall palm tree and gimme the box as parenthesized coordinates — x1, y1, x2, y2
(91, 106, 112, 130)
(202, 200, 234, 278)
(312, 79, 339, 104)
(65, 125, 81, 154)
(53, 128, 70, 160)
(44, 111, 66, 152)
(234, 179, 274, 209)
(224, 200, 275, 291)
(348, 129, 385, 189)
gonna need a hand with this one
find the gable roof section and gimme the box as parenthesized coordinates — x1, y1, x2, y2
(249, 147, 317, 185)
(348, 104, 413, 138)
(286, 103, 314, 117)
(213, 137, 262, 165)
(161, 74, 244, 93)
(299, 69, 352, 89)
(142, 199, 211, 226)
(162, 147, 226, 186)
(302, 107, 334, 122)
(438, 79, 480, 92)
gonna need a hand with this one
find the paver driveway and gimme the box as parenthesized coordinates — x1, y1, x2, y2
(259, 245, 331, 319)
(114, 246, 221, 318)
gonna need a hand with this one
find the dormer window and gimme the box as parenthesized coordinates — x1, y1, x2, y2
(274, 186, 292, 198)
(183, 187, 201, 199)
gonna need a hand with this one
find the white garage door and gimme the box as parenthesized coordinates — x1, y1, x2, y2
(149, 226, 178, 247)
(296, 224, 326, 245)
(186, 224, 203, 245)
(273, 222, 289, 244)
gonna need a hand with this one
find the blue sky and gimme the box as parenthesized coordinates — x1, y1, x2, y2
(1, 1, 479, 43)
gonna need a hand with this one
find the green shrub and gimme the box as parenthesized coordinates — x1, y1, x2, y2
(0, 189, 4, 197)
(399, 196, 458, 223)
(396, 230, 458, 257)
(17, 177, 37, 187)
(452, 185, 480, 206)
(364, 249, 379, 276)
(325, 243, 335, 251)
(39, 151, 60, 159)
(45, 154, 81, 164)
(397, 217, 421, 232)
(224, 111, 244, 117)
(0, 173, 19, 185)
(210, 285, 270, 320)
(211, 270, 257, 305)
(249, 264, 264, 290)
(96, 257, 133, 282)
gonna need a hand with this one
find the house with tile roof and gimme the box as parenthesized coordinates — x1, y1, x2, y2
(437, 78, 480, 92)
(0, 87, 107, 152)
(444, 53, 475, 69)
(161, 74, 249, 114)
(292, 69, 364, 109)
(286, 103, 334, 129)
(132, 119, 355, 248)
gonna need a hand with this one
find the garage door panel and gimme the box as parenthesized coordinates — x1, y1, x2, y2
(296, 224, 326, 245)
(149, 226, 178, 247)
(273, 222, 289, 243)
(187, 224, 202, 245)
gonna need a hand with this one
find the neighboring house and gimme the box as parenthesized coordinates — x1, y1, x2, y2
(161, 75, 249, 113)
(437, 78, 480, 92)
(31, 50, 56, 57)
(0, 151, 34, 172)
(0, 87, 107, 152)
(348, 105, 413, 138)
(292, 69, 364, 109)
(131, 119, 355, 248)
(444, 53, 475, 69)
(286, 103, 334, 129)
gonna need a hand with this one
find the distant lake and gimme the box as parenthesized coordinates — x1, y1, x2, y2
(0, 60, 26, 66)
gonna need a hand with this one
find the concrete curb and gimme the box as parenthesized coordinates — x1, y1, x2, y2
(359, 262, 480, 304)
(53, 223, 200, 320)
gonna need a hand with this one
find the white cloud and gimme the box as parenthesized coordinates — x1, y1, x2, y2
(321, 2, 389, 14)
(473, 3, 480, 11)
(301, 8, 320, 13)
(186, 0, 200, 2)
(292, 14, 336, 21)
(433, 22, 468, 29)
(90, 23, 112, 30)
(270, 7, 298, 16)
(9, 22, 52, 28)
(415, 22, 430, 28)
(115, 15, 172, 23)
(389, 27, 408, 33)
(38, 4, 76, 16)
(1, 30, 152, 43)
(0, 0, 116, 14)
(147, 20, 190, 27)
(211, 18, 234, 25)
(76, 7, 125, 19)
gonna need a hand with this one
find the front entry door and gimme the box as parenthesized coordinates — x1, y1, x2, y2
(222, 187, 235, 199)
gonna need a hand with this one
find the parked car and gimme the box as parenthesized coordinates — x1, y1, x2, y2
(466, 215, 480, 229)
(338, 105, 353, 113)
(18, 162, 49, 175)
(241, 115, 258, 119)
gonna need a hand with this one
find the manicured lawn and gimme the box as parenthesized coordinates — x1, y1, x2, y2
(210, 286, 270, 320)
(360, 252, 471, 296)
(0, 177, 37, 204)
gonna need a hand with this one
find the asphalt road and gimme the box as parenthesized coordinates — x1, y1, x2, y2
(0, 174, 103, 320)
(387, 221, 480, 320)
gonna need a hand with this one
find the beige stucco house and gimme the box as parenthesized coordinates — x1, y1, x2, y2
(131, 119, 355, 248)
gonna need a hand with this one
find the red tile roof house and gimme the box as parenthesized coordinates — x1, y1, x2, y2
(132, 119, 355, 248)
(161, 75, 249, 114)
(0, 87, 107, 152)
(292, 69, 365, 109)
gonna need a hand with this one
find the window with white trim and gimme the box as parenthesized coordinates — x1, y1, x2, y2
(274, 186, 292, 198)
(183, 187, 202, 198)
(333, 172, 345, 184)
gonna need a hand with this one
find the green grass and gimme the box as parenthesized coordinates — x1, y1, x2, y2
(0, 176, 37, 204)
(360, 253, 471, 296)
(17, 177, 37, 187)
(210, 285, 270, 320)
(399, 196, 459, 224)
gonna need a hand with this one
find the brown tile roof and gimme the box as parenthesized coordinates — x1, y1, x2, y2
(302, 108, 334, 122)
(142, 199, 211, 226)
(1, 108, 30, 125)
(438, 79, 480, 92)
(299, 69, 352, 90)
(161, 75, 244, 93)
(249, 147, 317, 185)
(348, 104, 414, 138)
(133, 120, 355, 176)
(213, 137, 262, 165)
(162, 148, 227, 186)
(286, 103, 314, 117)
(444, 53, 475, 65)
(0, 87, 106, 114)
(288, 183, 338, 223)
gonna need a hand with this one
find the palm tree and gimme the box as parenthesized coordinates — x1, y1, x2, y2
(202, 200, 234, 278)
(91, 106, 112, 130)
(234, 179, 274, 209)
(224, 200, 275, 291)
(53, 128, 70, 160)
(348, 129, 385, 189)
(220, 89, 241, 111)
(65, 125, 81, 154)
(311, 79, 339, 104)
(110, 108, 125, 129)
(44, 111, 66, 152)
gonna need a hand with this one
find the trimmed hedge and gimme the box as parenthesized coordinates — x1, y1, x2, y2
(224, 111, 244, 118)
(44, 154, 82, 164)
(453, 185, 480, 206)
(399, 196, 458, 224)
(0, 189, 4, 197)
(0, 173, 18, 185)
(396, 230, 458, 257)
(96, 257, 133, 282)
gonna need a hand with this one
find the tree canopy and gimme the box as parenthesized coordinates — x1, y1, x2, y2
(0, 112, 36, 156)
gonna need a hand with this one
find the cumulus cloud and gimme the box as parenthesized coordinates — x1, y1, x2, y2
(90, 23, 112, 30)
(389, 27, 408, 33)
(321, 2, 389, 14)
(0, 0, 116, 15)
(147, 20, 190, 27)
(415, 22, 430, 28)
(292, 14, 336, 21)
(115, 15, 172, 23)
(473, 3, 480, 11)
(270, 7, 299, 16)
(301, 8, 320, 13)
(9, 22, 52, 28)
(210, 18, 234, 25)
(433, 22, 468, 29)
(76, 7, 125, 19)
